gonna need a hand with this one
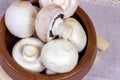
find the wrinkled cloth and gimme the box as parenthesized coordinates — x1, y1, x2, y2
(0, 0, 120, 80)
(79, 0, 120, 80)
(84, 0, 120, 6)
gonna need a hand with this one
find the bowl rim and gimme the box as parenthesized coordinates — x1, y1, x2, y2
(0, 2, 97, 80)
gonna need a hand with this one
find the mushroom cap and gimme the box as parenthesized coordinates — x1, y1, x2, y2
(64, 18, 87, 52)
(39, 0, 78, 18)
(41, 39, 78, 73)
(5, 1, 37, 38)
(12, 37, 45, 73)
(35, 4, 64, 42)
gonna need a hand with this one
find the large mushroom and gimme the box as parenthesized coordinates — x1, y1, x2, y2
(12, 37, 45, 73)
(5, 1, 38, 38)
(40, 39, 78, 73)
(39, 0, 78, 18)
(35, 4, 64, 42)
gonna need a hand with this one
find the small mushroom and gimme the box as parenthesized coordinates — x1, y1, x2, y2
(12, 37, 45, 73)
(40, 39, 78, 73)
(5, 1, 38, 38)
(39, 0, 78, 18)
(63, 18, 87, 52)
(35, 4, 64, 42)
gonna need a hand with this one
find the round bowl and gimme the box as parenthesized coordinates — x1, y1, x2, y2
(0, 0, 97, 80)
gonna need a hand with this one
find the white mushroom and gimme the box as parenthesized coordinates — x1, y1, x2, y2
(40, 39, 78, 73)
(5, 1, 38, 38)
(35, 4, 64, 42)
(42, 17, 87, 52)
(39, 0, 78, 18)
(63, 18, 87, 52)
(12, 37, 45, 73)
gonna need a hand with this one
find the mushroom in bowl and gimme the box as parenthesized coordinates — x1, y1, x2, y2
(62, 18, 87, 52)
(12, 37, 45, 73)
(5, 1, 38, 38)
(40, 39, 78, 73)
(39, 0, 78, 18)
(35, 4, 64, 42)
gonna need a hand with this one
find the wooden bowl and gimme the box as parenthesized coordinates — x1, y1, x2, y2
(0, 1, 97, 80)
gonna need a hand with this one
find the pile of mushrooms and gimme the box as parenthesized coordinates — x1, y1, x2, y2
(5, 0, 87, 74)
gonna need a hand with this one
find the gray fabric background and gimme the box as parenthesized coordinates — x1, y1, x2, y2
(0, 0, 119, 80)
(79, 1, 120, 80)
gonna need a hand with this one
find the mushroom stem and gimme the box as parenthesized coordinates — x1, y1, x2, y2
(52, 18, 73, 39)
(59, 24, 73, 40)
(22, 44, 39, 61)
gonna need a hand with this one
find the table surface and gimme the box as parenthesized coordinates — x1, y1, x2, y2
(0, 0, 119, 80)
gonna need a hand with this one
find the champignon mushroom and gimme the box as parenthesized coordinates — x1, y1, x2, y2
(63, 18, 87, 52)
(12, 37, 45, 73)
(5, 1, 38, 38)
(35, 4, 64, 42)
(45, 17, 87, 52)
(39, 0, 78, 18)
(40, 39, 78, 73)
